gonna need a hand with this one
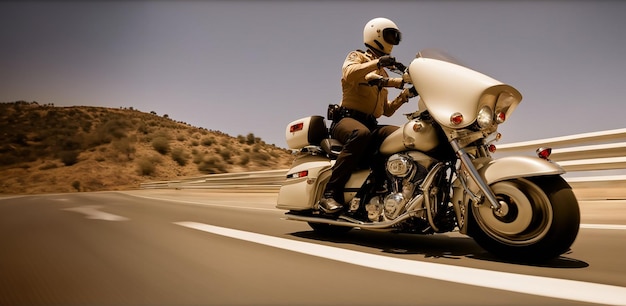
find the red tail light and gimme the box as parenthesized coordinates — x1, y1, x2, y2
(536, 147, 552, 160)
(286, 170, 308, 179)
(289, 122, 304, 133)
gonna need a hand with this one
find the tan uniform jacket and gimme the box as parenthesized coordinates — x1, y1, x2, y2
(340, 50, 408, 118)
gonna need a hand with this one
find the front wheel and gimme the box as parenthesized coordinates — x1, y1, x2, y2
(469, 176, 580, 262)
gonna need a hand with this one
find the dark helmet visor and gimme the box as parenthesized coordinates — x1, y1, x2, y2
(383, 28, 402, 45)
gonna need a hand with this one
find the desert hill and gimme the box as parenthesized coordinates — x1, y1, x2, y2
(0, 101, 293, 194)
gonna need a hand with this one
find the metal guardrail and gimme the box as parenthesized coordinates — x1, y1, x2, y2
(496, 128, 626, 150)
(141, 128, 625, 199)
(496, 128, 626, 173)
(140, 169, 287, 191)
(496, 128, 626, 199)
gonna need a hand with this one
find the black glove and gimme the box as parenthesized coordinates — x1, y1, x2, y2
(367, 77, 389, 87)
(408, 86, 418, 98)
(399, 86, 418, 102)
(377, 55, 396, 68)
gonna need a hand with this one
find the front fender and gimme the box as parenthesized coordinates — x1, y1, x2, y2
(476, 156, 565, 185)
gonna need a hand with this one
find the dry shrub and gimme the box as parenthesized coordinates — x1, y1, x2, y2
(201, 136, 215, 146)
(152, 137, 170, 155)
(59, 150, 79, 166)
(171, 147, 190, 166)
(112, 138, 136, 160)
(197, 154, 227, 174)
(136, 155, 161, 176)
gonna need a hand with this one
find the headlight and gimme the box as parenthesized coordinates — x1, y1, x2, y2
(477, 106, 493, 128)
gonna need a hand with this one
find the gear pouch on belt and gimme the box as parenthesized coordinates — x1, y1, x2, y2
(327, 104, 340, 121)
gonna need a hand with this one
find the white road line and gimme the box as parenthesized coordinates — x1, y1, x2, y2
(63, 205, 129, 221)
(175, 221, 626, 306)
(580, 224, 626, 230)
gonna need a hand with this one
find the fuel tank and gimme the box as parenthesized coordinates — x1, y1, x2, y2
(380, 117, 439, 155)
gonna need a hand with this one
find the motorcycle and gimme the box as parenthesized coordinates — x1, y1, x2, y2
(276, 49, 580, 262)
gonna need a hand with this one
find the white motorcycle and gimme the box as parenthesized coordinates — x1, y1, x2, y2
(276, 49, 580, 262)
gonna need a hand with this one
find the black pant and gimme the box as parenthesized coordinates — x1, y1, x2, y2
(326, 117, 399, 198)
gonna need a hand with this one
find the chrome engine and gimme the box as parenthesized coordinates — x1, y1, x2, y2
(365, 152, 434, 222)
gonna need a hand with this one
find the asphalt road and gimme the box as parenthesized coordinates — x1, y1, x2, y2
(1, 190, 625, 306)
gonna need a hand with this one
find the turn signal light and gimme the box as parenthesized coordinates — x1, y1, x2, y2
(450, 112, 463, 125)
(496, 112, 506, 123)
(536, 147, 552, 160)
(488, 144, 497, 153)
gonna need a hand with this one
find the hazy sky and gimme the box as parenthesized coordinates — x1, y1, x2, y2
(1, 1, 625, 148)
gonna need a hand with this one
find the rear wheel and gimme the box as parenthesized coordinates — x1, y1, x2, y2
(469, 176, 580, 262)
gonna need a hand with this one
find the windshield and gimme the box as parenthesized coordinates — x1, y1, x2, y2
(416, 49, 466, 67)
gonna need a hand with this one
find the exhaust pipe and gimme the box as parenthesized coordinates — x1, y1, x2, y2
(285, 211, 417, 230)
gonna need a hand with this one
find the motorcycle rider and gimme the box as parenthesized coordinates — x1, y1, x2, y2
(320, 17, 416, 214)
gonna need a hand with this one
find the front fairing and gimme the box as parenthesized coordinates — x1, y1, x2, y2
(408, 49, 522, 130)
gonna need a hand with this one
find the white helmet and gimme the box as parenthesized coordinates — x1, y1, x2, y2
(363, 17, 402, 55)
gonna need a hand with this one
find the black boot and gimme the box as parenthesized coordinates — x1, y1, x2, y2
(319, 189, 343, 214)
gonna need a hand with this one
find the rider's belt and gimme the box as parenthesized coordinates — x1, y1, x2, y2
(336, 106, 377, 127)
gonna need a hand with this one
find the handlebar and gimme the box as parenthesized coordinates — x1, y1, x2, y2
(387, 61, 413, 88)
(394, 61, 418, 98)
(393, 62, 407, 72)
(378, 61, 417, 96)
